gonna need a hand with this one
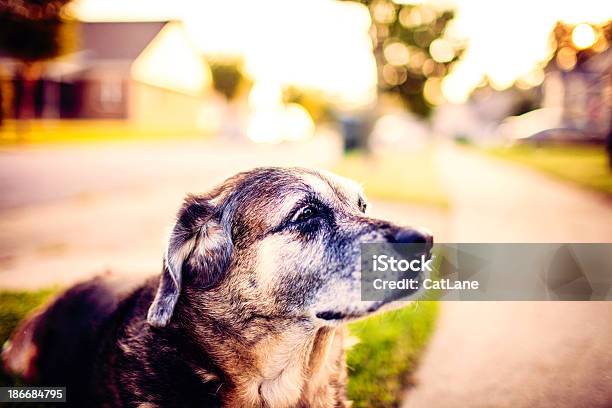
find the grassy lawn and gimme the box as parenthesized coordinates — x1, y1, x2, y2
(0, 290, 57, 389)
(484, 144, 612, 196)
(0, 290, 57, 348)
(332, 150, 448, 208)
(0, 120, 210, 145)
(0, 289, 438, 407)
(347, 301, 438, 407)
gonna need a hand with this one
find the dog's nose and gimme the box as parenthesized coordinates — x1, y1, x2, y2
(393, 228, 433, 247)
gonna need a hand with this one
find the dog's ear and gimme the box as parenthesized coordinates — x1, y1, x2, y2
(147, 195, 232, 327)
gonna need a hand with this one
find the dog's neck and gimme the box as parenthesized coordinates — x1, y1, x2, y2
(246, 325, 346, 408)
(229, 324, 346, 408)
(200, 322, 347, 407)
(180, 289, 349, 407)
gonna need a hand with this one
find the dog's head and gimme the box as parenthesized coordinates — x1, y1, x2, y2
(147, 167, 432, 328)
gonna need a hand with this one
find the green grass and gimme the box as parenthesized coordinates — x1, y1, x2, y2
(0, 120, 211, 145)
(332, 151, 448, 208)
(0, 289, 58, 389)
(0, 290, 57, 349)
(347, 301, 439, 407)
(0, 290, 438, 407)
(484, 144, 612, 196)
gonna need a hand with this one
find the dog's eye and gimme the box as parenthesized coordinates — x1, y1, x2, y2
(358, 197, 367, 213)
(294, 206, 318, 222)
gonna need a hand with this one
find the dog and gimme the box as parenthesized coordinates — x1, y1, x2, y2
(2, 167, 432, 407)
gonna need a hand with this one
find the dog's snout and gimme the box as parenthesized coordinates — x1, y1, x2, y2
(393, 228, 433, 247)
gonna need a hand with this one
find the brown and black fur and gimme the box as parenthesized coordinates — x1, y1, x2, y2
(2, 167, 432, 407)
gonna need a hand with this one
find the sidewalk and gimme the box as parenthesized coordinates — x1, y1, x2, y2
(438, 144, 612, 242)
(402, 145, 612, 408)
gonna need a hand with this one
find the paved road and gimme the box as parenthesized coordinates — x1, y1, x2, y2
(0, 138, 447, 289)
(0, 138, 339, 287)
(0, 138, 341, 211)
(402, 145, 612, 408)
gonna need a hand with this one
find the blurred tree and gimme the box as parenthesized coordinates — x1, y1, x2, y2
(206, 59, 251, 101)
(283, 86, 333, 123)
(0, 0, 75, 121)
(549, 21, 611, 69)
(349, 0, 464, 117)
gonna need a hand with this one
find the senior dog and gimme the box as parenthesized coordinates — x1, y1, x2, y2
(3, 167, 432, 407)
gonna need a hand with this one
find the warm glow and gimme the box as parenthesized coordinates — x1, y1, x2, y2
(247, 110, 284, 144)
(392, 0, 425, 5)
(516, 68, 545, 89)
(429, 38, 455, 63)
(73, 0, 612, 104)
(556, 47, 577, 71)
(423, 77, 445, 105)
(382, 64, 407, 86)
(437, 0, 611, 101)
(384, 41, 411, 66)
(131, 22, 211, 95)
(282, 104, 315, 141)
(571, 23, 597, 49)
(73, 0, 377, 110)
(246, 103, 315, 144)
(398, 5, 436, 27)
(246, 82, 315, 143)
(372, 1, 397, 24)
(248, 81, 283, 110)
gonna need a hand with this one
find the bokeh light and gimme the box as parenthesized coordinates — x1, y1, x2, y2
(434, 0, 611, 101)
(384, 41, 411, 66)
(429, 38, 455, 63)
(382, 64, 408, 86)
(556, 47, 577, 71)
(282, 103, 315, 142)
(372, 0, 396, 24)
(74, 0, 377, 111)
(423, 77, 445, 105)
(61, 0, 612, 105)
(571, 23, 597, 49)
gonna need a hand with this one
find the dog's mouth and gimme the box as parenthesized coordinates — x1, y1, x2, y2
(314, 301, 386, 322)
(313, 243, 433, 324)
(315, 311, 348, 321)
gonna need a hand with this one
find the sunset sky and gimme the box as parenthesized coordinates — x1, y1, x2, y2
(71, 0, 612, 105)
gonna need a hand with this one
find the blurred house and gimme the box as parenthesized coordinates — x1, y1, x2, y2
(0, 21, 211, 128)
(542, 42, 611, 139)
(369, 110, 430, 153)
(432, 87, 535, 143)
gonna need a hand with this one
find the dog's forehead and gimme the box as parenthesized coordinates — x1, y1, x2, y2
(260, 169, 364, 224)
(229, 167, 363, 205)
(221, 168, 364, 229)
(299, 170, 363, 207)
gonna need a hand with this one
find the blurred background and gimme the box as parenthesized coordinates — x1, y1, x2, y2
(0, 0, 611, 407)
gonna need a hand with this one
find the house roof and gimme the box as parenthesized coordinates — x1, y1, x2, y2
(1, 20, 211, 94)
(79, 21, 168, 61)
(0, 21, 169, 66)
